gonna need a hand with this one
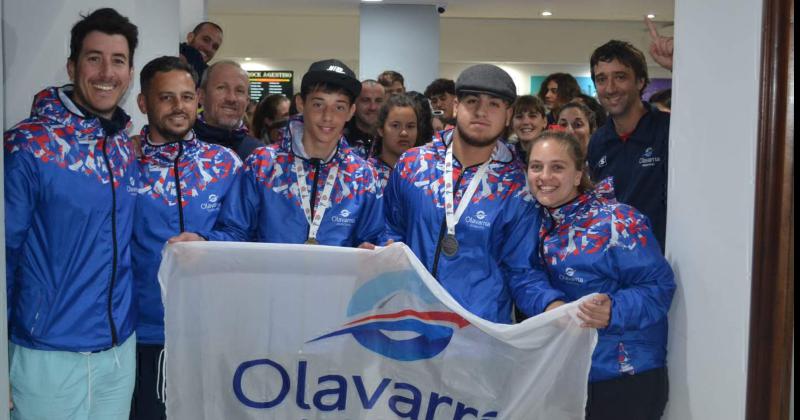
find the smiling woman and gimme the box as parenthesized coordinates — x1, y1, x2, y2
(528, 129, 675, 420)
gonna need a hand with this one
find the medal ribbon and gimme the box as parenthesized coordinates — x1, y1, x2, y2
(293, 156, 339, 243)
(443, 142, 493, 237)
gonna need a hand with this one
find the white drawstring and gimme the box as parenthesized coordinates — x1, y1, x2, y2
(156, 348, 167, 403)
(87, 355, 93, 409)
(112, 345, 121, 369)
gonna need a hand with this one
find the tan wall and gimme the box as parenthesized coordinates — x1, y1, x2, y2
(210, 13, 672, 94)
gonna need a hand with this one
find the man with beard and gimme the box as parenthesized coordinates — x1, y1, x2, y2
(193, 60, 263, 160)
(586, 39, 670, 252)
(381, 64, 565, 323)
(344, 79, 385, 158)
(130, 56, 242, 419)
(4, 8, 139, 417)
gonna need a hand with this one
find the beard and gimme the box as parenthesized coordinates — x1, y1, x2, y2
(151, 112, 194, 143)
(454, 119, 503, 149)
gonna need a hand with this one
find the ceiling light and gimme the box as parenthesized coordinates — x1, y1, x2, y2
(362, 0, 383, 2)
(244, 57, 252, 61)
(541, 11, 553, 17)
(647, 13, 656, 19)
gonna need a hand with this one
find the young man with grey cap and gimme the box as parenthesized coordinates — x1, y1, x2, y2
(381, 64, 564, 323)
(171, 59, 384, 247)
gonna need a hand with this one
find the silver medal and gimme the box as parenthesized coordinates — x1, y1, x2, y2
(442, 234, 459, 257)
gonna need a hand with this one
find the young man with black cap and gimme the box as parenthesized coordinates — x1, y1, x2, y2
(171, 59, 383, 246)
(381, 64, 565, 323)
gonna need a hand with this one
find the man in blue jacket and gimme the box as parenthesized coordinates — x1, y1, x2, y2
(4, 8, 139, 418)
(586, 39, 671, 252)
(130, 56, 242, 420)
(381, 64, 564, 323)
(171, 59, 383, 247)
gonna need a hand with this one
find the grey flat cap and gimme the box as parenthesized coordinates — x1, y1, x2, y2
(455, 64, 517, 103)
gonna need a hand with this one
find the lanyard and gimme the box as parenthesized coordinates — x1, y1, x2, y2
(443, 143, 493, 238)
(293, 156, 338, 244)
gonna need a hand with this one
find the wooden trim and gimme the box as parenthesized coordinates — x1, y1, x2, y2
(746, 0, 794, 418)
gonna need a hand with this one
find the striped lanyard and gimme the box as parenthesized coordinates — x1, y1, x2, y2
(293, 157, 339, 244)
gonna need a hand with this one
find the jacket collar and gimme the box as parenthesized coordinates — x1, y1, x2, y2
(436, 128, 514, 167)
(140, 126, 198, 164)
(30, 85, 131, 142)
(194, 113, 249, 146)
(282, 115, 345, 164)
(603, 101, 659, 143)
(548, 177, 617, 224)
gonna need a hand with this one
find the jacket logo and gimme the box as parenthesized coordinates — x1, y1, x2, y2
(598, 156, 607, 168)
(332, 208, 356, 225)
(126, 176, 138, 195)
(201, 194, 221, 211)
(638, 147, 661, 168)
(558, 267, 585, 284)
(464, 211, 491, 229)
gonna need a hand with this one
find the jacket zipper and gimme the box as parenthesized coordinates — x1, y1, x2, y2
(431, 167, 470, 278)
(174, 141, 186, 233)
(101, 136, 119, 347)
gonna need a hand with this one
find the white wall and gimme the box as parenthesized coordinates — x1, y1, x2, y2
(2, 0, 181, 132)
(180, 0, 207, 37)
(0, 0, 9, 417)
(664, 0, 762, 418)
(210, 13, 671, 94)
(359, 4, 439, 92)
(209, 13, 359, 90)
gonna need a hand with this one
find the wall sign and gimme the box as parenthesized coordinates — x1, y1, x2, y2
(248, 71, 294, 102)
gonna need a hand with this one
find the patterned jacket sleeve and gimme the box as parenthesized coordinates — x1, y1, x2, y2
(380, 161, 406, 245)
(4, 129, 39, 301)
(353, 165, 385, 245)
(605, 208, 676, 334)
(505, 198, 566, 316)
(203, 154, 258, 242)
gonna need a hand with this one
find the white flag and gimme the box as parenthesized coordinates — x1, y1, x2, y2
(160, 242, 597, 419)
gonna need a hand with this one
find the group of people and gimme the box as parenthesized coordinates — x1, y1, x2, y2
(4, 7, 677, 420)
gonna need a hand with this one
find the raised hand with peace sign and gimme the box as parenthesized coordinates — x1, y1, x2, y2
(646, 17, 674, 71)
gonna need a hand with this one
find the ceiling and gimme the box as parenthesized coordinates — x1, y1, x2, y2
(208, 0, 675, 22)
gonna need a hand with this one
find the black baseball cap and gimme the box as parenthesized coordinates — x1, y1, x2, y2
(455, 64, 517, 103)
(301, 59, 361, 100)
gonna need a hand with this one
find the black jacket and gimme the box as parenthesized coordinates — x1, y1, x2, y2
(194, 118, 263, 161)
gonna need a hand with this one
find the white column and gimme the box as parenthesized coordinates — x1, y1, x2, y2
(180, 0, 208, 39)
(664, 0, 763, 418)
(2, 0, 181, 132)
(359, 4, 439, 91)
